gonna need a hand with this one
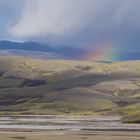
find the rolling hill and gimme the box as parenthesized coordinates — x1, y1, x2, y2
(0, 56, 140, 122)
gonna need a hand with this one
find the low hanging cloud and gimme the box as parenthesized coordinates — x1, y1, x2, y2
(8, 0, 140, 46)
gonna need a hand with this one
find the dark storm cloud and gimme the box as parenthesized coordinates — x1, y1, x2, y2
(0, 0, 140, 50)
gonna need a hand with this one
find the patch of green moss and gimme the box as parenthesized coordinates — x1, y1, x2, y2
(122, 111, 140, 123)
(129, 93, 140, 99)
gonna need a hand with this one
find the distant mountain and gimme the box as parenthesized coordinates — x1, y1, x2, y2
(0, 41, 53, 51)
(0, 49, 66, 59)
(117, 52, 140, 61)
(0, 41, 85, 60)
(0, 40, 140, 61)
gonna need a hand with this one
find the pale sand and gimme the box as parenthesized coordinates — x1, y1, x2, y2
(0, 131, 140, 140)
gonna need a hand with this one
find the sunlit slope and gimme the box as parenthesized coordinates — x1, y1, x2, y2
(0, 56, 140, 120)
(1, 56, 140, 75)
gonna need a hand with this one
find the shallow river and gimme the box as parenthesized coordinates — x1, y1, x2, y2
(0, 115, 140, 132)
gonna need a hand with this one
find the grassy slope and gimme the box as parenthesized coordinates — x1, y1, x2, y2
(0, 56, 140, 122)
(112, 103, 140, 123)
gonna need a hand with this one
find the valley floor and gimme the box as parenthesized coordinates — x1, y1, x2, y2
(0, 115, 140, 140)
(1, 131, 140, 140)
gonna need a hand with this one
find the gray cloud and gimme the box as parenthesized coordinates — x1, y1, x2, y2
(4, 0, 140, 47)
(0, 0, 24, 39)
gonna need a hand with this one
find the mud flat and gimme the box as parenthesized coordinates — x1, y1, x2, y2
(0, 115, 140, 140)
(0, 131, 140, 140)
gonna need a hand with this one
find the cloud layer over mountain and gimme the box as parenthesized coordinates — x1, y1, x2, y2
(0, 0, 140, 49)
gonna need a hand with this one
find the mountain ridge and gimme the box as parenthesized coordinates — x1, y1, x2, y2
(1, 40, 140, 61)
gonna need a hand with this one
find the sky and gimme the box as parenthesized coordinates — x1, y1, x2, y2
(0, 0, 140, 54)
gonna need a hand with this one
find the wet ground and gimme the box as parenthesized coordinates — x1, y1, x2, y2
(0, 115, 140, 140)
(0, 115, 140, 131)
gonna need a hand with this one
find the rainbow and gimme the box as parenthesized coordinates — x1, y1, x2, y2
(81, 42, 119, 62)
